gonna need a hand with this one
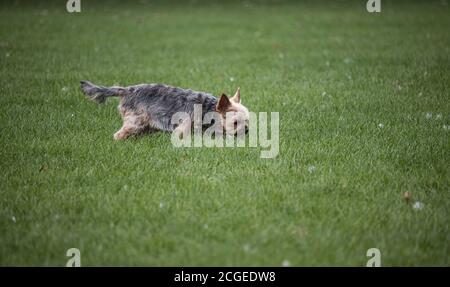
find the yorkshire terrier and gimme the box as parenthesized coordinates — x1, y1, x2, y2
(80, 81, 250, 140)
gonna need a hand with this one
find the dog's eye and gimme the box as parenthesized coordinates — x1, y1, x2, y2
(234, 121, 238, 129)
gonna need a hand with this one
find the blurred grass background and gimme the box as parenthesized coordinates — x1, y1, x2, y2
(0, 0, 449, 266)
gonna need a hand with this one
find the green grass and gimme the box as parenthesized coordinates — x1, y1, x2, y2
(0, 0, 449, 266)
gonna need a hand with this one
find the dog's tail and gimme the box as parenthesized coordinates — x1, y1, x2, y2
(80, 80, 128, 104)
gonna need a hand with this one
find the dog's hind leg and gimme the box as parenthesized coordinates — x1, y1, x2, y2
(114, 124, 136, 140)
(114, 110, 153, 140)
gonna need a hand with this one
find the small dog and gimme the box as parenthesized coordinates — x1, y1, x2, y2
(80, 81, 250, 140)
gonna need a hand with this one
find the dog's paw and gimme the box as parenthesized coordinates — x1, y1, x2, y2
(113, 132, 123, 140)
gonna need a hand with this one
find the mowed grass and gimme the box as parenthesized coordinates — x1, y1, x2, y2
(0, 0, 449, 266)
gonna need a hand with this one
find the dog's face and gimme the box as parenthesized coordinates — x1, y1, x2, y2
(216, 88, 250, 135)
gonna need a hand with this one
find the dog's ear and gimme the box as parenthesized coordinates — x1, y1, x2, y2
(230, 87, 240, 103)
(216, 93, 231, 112)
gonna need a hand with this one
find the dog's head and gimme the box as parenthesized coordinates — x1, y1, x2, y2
(216, 88, 250, 135)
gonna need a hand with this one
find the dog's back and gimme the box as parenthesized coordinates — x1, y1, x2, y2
(81, 81, 218, 132)
(121, 84, 217, 131)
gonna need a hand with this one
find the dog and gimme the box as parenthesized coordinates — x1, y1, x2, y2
(80, 81, 250, 140)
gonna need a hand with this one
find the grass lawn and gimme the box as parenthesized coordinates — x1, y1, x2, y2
(0, 0, 449, 266)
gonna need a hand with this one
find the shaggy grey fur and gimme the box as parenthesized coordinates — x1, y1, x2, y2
(80, 81, 218, 132)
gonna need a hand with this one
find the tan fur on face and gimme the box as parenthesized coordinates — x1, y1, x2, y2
(216, 88, 250, 135)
